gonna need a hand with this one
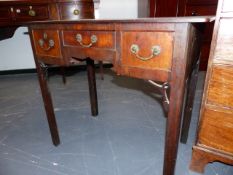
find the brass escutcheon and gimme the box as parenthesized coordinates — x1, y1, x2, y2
(73, 9, 80, 15)
(28, 6, 36, 16)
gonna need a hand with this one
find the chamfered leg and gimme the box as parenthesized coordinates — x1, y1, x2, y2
(86, 58, 98, 116)
(35, 61, 60, 146)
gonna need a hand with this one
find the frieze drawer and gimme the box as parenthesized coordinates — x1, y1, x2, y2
(32, 29, 63, 65)
(118, 31, 174, 81)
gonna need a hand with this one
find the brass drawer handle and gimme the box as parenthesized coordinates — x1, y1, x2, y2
(38, 33, 55, 51)
(130, 44, 161, 61)
(28, 6, 36, 17)
(73, 9, 80, 15)
(76, 34, 98, 48)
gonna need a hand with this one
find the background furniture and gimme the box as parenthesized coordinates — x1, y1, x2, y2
(0, 0, 103, 81)
(190, 0, 233, 173)
(149, 0, 217, 70)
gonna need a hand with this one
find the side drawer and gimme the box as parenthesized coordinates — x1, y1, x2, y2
(207, 65, 233, 108)
(59, 2, 94, 20)
(198, 106, 233, 154)
(63, 30, 115, 49)
(119, 31, 174, 81)
(14, 5, 49, 21)
(32, 29, 63, 64)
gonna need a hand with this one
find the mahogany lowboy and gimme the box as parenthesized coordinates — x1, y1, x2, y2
(27, 17, 213, 175)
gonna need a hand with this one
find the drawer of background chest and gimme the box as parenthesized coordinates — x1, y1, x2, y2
(58, 2, 94, 20)
(14, 5, 49, 21)
(198, 106, 233, 154)
(32, 29, 63, 64)
(0, 6, 12, 21)
(207, 65, 233, 108)
(119, 31, 173, 81)
(63, 30, 115, 49)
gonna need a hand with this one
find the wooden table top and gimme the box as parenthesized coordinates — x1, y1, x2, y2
(25, 16, 215, 25)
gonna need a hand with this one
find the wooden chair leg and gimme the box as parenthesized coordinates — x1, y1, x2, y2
(60, 66, 67, 84)
(35, 61, 60, 146)
(99, 61, 104, 80)
(180, 60, 200, 143)
(86, 58, 98, 116)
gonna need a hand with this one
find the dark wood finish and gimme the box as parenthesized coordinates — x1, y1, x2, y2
(0, 0, 100, 37)
(190, 0, 233, 173)
(63, 30, 115, 49)
(150, 0, 179, 17)
(186, 0, 218, 5)
(58, 1, 94, 20)
(99, 60, 104, 80)
(28, 16, 211, 175)
(150, 0, 217, 71)
(32, 29, 62, 58)
(35, 61, 60, 146)
(13, 5, 49, 21)
(29, 29, 61, 145)
(121, 31, 173, 70)
(86, 58, 98, 116)
(0, 0, 105, 144)
(149, 0, 217, 144)
(0, 27, 18, 40)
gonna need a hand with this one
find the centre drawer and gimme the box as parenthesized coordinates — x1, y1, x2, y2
(62, 30, 115, 49)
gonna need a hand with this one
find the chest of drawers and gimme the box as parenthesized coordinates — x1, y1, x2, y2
(190, 0, 233, 173)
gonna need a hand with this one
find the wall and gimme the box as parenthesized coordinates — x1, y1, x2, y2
(0, 0, 145, 71)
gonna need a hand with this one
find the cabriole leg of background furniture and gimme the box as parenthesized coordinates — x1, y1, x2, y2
(86, 58, 98, 116)
(35, 60, 60, 146)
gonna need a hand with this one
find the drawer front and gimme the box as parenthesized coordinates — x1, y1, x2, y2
(199, 107, 233, 154)
(121, 31, 173, 71)
(32, 29, 62, 58)
(214, 19, 233, 65)
(14, 5, 49, 21)
(59, 2, 94, 20)
(185, 5, 217, 16)
(186, 0, 218, 5)
(0, 7, 12, 21)
(222, 0, 233, 12)
(207, 65, 233, 108)
(63, 31, 115, 49)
